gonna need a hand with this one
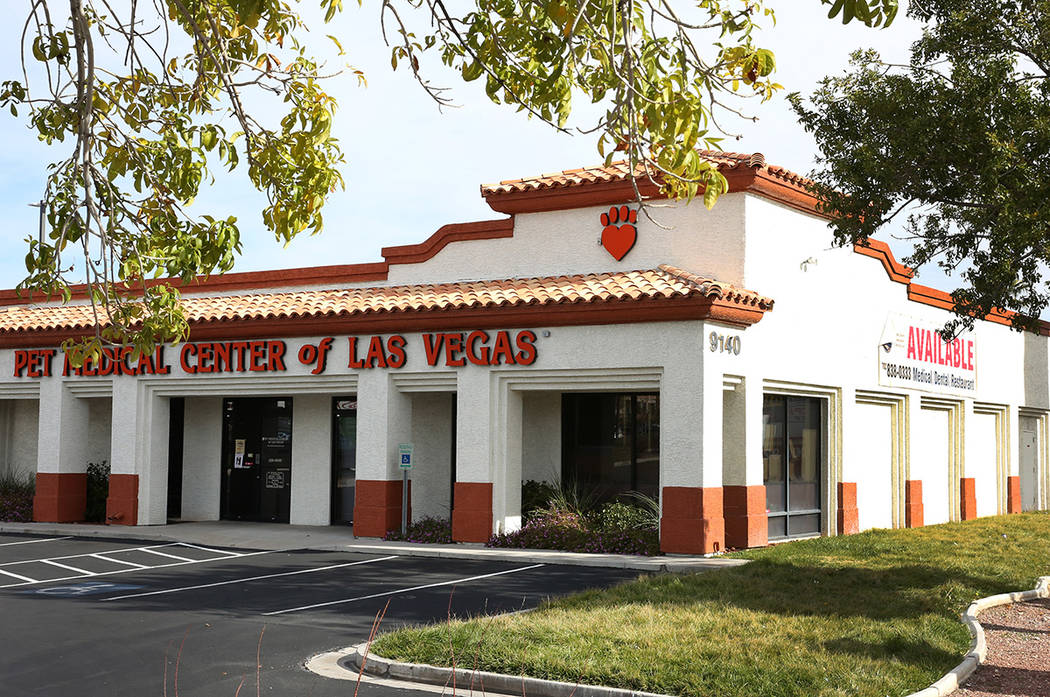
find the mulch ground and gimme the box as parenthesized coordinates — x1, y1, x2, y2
(955, 598, 1050, 697)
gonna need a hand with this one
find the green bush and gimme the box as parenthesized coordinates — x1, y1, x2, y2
(595, 501, 655, 532)
(85, 460, 110, 523)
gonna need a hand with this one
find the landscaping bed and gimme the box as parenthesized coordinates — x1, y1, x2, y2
(372, 512, 1050, 697)
(0, 471, 34, 522)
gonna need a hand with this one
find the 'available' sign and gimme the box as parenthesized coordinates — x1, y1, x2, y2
(878, 313, 976, 396)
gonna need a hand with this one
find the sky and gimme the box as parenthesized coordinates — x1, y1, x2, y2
(0, 2, 930, 290)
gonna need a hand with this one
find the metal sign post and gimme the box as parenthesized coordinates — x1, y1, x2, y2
(398, 443, 414, 536)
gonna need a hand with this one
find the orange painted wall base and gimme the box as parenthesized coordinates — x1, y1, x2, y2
(660, 486, 725, 554)
(904, 479, 924, 528)
(105, 474, 139, 525)
(723, 485, 767, 549)
(451, 482, 493, 543)
(353, 479, 411, 538)
(960, 477, 977, 521)
(1007, 475, 1022, 514)
(33, 472, 87, 523)
(837, 482, 859, 535)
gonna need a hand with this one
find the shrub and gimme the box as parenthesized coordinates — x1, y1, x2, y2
(595, 501, 654, 532)
(521, 480, 558, 522)
(384, 516, 453, 544)
(487, 503, 659, 558)
(85, 460, 110, 523)
(0, 469, 35, 522)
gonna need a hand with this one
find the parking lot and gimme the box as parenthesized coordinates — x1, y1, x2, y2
(0, 533, 642, 697)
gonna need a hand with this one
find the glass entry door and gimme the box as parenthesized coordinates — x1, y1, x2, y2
(220, 397, 293, 523)
(763, 396, 823, 539)
(331, 397, 357, 525)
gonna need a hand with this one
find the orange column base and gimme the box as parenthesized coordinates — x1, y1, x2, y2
(353, 479, 411, 538)
(1007, 475, 1022, 514)
(660, 486, 725, 555)
(960, 477, 977, 520)
(837, 482, 859, 535)
(33, 472, 87, 523)
(723, 485, 767, 549)
(451, 482, 493, 543)
(105, 474, 139, 525)
(904, 479, 924, 528)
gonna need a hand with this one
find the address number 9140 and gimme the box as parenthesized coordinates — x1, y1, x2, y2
(709, 331, 741, 355)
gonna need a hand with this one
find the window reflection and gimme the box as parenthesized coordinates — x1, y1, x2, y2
(763, 396, 823, 538)
(562, 393, 660, 502)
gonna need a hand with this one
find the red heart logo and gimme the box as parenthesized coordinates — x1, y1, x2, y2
(600, 206, 638, 261)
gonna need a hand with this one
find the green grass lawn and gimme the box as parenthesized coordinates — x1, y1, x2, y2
(372, 512, 1050, 697)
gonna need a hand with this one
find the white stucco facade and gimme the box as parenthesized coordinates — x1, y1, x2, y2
(3, 153, 1047, 552)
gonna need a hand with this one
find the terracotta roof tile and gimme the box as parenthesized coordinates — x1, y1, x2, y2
(0, 266, 773, 334)
(481, 150, 815, 196)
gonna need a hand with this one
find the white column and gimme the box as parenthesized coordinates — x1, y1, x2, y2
(455, 369, 493, 484)
(495, 387, 523, 533)
(453, 368, 512, 539)
(356, 371, 411, 482)
(290, 394, 331, 525)
(181, 396, 222, 520)
(660, 337, 717, 489)
(722, 375, 763, 487)
(37, 378, 90, 476)
(110, 377, 169, 525)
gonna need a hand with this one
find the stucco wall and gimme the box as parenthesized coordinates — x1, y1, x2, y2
(522, 392, 561, 484)
(181, 397, 222, 521)
(386, 195, 747, 286)
(409, 392, 454, 521)
(3, 400, 39, 477)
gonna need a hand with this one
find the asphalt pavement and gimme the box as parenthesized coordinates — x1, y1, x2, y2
(0, 532, 644, 697)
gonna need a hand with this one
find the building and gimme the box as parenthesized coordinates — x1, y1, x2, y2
(1, 151, 1046, 553)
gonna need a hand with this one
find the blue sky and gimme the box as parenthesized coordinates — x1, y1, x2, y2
(0, 2, 927, 289)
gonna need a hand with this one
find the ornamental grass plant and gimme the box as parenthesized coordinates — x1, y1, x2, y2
(375, 512, 1050, 697)
(0, 469, 34, 522)
(488, 482, 660, 556)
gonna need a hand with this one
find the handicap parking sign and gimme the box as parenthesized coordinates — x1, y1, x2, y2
(398, 443, 413, 469)
(22, 581, 143, 597)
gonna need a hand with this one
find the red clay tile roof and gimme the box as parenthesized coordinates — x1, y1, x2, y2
(480, 150, 821, 217)
(481, 151, 765, 195)
(0, 265, 773, 334)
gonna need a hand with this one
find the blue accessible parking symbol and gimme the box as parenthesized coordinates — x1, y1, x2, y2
(22, 581, 143, 597)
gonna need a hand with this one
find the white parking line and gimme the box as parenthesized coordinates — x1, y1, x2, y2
(263, 563, 546, 616)
(0, 568, 37, 583)
(0, 548, 278, 589)
(40, 560, 95, 576)
(90, 554, 147, 569)
(0, 543, 196, 568)
(0, 536, 72, 547)
(137, 548, 195, 562)
(174, 543, 240, 558)
(102, 555, 400, 601)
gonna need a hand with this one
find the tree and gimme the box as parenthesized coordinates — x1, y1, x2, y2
(791, 0, 1049, 334)
(2, 0, 896, 360)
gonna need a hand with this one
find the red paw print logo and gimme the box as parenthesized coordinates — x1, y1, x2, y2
(600, 205, 638, 261)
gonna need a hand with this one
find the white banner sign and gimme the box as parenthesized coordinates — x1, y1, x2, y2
(878, 314, 977, 395)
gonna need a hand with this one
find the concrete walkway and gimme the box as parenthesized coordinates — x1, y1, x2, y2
(0, 520, 746, 572)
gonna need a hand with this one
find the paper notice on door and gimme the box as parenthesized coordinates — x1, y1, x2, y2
(233, 438, 246, 468)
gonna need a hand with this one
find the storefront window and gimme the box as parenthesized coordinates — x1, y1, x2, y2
(562, 393, 660, 502)
(763, 395, 823, 539)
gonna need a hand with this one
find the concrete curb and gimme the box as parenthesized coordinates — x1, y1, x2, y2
(0, 522, 747, 572)
(903, 575, 1050, 697)
(339, 642, 674, 697)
